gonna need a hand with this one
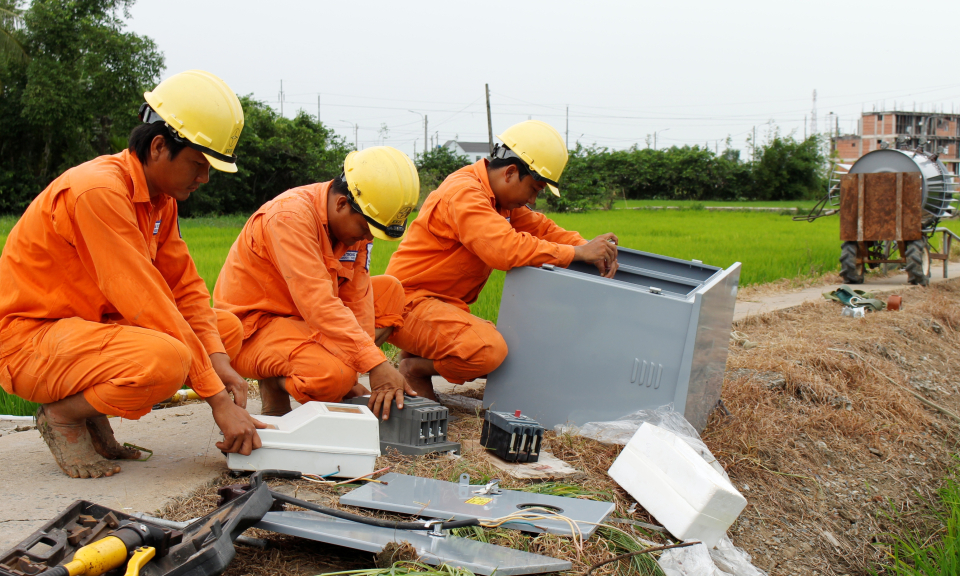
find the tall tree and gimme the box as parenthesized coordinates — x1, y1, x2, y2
(0, 1, 27, 65)
(0, 0, 162, 211)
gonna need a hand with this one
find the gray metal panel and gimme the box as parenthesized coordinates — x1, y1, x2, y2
(257, 510, 571, 575)
(483, 249, 739, 431)
(675, 263, 741, 431)
(339, 473, 614, 537)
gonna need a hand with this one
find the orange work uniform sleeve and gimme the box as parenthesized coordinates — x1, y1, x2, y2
(508, 206, 588, 248)
(155, 205, 227, 358)
(263, 212, 386, 374)
(72, 188, 224, 398)
(448, 187, 578, 271)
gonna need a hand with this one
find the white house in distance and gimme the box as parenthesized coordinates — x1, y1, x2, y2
(444, 140, 491, 162)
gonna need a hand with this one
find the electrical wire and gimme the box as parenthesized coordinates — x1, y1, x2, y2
(270, 491, 480, 531)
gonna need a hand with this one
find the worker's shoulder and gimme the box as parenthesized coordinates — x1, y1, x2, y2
(64, 154, 133, 200)
(260, 185, 323, 226)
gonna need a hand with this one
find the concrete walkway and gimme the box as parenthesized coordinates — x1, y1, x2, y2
(1, 265, 956, 552)
(734, 267, 958, 322)
(0, 400, 259, 551)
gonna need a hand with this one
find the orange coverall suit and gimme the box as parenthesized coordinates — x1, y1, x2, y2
(213, 182, 405, 404)
(0, 151, 242, 420)
(385, 159, 586, 383)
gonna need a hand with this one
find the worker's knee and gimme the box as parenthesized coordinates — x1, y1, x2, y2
(473, 327, 508, 375)
(148, 333, 192, 395)
(372, 274, 404, 301)
(215, 309, 244, 360)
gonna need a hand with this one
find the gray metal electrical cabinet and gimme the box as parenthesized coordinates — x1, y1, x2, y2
(482, 247, 740, 432)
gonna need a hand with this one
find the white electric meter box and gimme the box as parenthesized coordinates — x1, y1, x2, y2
(608, 422, 746, 547)
(226, 401, 380, 478)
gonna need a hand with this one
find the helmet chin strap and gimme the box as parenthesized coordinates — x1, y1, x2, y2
(342, 179, 407, 239)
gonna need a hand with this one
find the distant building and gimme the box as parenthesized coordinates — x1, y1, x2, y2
(444, 140, 490, 162)
(832, 110, 960, 174)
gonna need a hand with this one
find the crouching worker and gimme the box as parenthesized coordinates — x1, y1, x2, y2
(0, 71, 266, 479)
(213, 147, 420, 420)
(385, 120, 620, 399)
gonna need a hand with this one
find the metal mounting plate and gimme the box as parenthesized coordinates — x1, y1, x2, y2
(339, 473, 614, 537)
(256, 510, 571, 575)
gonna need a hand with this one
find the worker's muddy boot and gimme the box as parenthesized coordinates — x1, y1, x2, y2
(35, 406, 122, 479)
(258, 377, 292, 416)
(86, 415, 141, 460)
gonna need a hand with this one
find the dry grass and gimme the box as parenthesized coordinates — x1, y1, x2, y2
(157, 280, 960, 576)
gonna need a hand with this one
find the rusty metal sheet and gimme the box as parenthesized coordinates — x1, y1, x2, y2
(862, 173, 898, 240)
(901, 173, 922, 240)
(840, 174, 859, 241)
(840, 172, 922, 241)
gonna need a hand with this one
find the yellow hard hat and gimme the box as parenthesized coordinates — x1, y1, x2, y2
(140, 70, 244, 173)
(495, 120, 568, 197)
(343, 146, 420, 241)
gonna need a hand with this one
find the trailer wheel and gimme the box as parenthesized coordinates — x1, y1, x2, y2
(840, 241, 864, 284)
(905, 240, 931, 286)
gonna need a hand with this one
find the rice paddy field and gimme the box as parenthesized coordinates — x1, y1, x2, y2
(1, 208, 959, 415)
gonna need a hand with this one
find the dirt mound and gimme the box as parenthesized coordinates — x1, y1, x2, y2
(715, 279, 960, 574)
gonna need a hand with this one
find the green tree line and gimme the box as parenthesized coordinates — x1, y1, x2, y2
(0, 0, 825, 216)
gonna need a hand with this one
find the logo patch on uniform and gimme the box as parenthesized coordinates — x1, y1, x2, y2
(339, 250, 358, 262)
(153, 220, 161, 235)
(366, 243, 373, 271)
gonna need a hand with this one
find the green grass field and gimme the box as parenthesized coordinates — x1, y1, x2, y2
(613, 199, 820, 210)
(1, 207, 959, 416)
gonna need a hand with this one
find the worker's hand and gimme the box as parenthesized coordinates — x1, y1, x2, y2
(210, 352, 248, 409)
(573, 233, 619, 278)
(367, 361, 417, 421)
(207, 390, 267, 456)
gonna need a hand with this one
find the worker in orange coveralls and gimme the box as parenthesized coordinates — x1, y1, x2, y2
(214, 146, 421, 420)
(385, 120, 620, 399)
(0, 70, 266, 479)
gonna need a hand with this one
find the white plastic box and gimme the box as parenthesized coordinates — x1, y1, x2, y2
(226, 402, 380, 478)
(608, 422, 746, 548)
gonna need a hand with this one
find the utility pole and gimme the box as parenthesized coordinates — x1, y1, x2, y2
(810, 89, 818, 137)
(317, 94, 321, 124)
(485, 83, 494, 155)
(752, 126, 757, 161)
(565, 106, 569, 149)
(425, 116, 428, 155)
(279, 80, 285, 118)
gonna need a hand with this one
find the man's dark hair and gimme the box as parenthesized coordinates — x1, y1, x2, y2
(488, 156, 532, 179)
(331, 173, 350, 195)
(128, 123, 187, 165)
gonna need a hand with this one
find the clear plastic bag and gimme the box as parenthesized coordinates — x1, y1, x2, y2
(658, 542, 723, 576)
(564, 403, 729, 481)
(658, 538, 768, 576)
(709, 536, 767, 576)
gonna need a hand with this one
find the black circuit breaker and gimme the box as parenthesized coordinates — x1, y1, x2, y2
(344, 396, 460, 456)
(480, 410, 544, 463)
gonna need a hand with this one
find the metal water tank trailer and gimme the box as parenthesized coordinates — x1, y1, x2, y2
(482, 247, 740, 432)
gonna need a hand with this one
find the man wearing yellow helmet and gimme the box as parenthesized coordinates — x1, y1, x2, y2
(0, 70, 266, 479)
(214, 146, 420, 420)
(385, 120, 619, 399)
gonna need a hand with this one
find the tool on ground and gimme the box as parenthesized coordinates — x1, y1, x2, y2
(343, 396, 460, 456)
(823, 285, 886, 311)
(256, 509, 571, 575)
(797, 149, 959, 286)
(483, 247, 740, 433)
(480, 410, 543, 463)
(226, 401, 380, 478)
(887, 294, 903, 311)
(0, 473, 272, 576)
(340, 472, 615, 537)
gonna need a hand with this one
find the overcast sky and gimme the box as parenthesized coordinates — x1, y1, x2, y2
(127, 0, 960, 159)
